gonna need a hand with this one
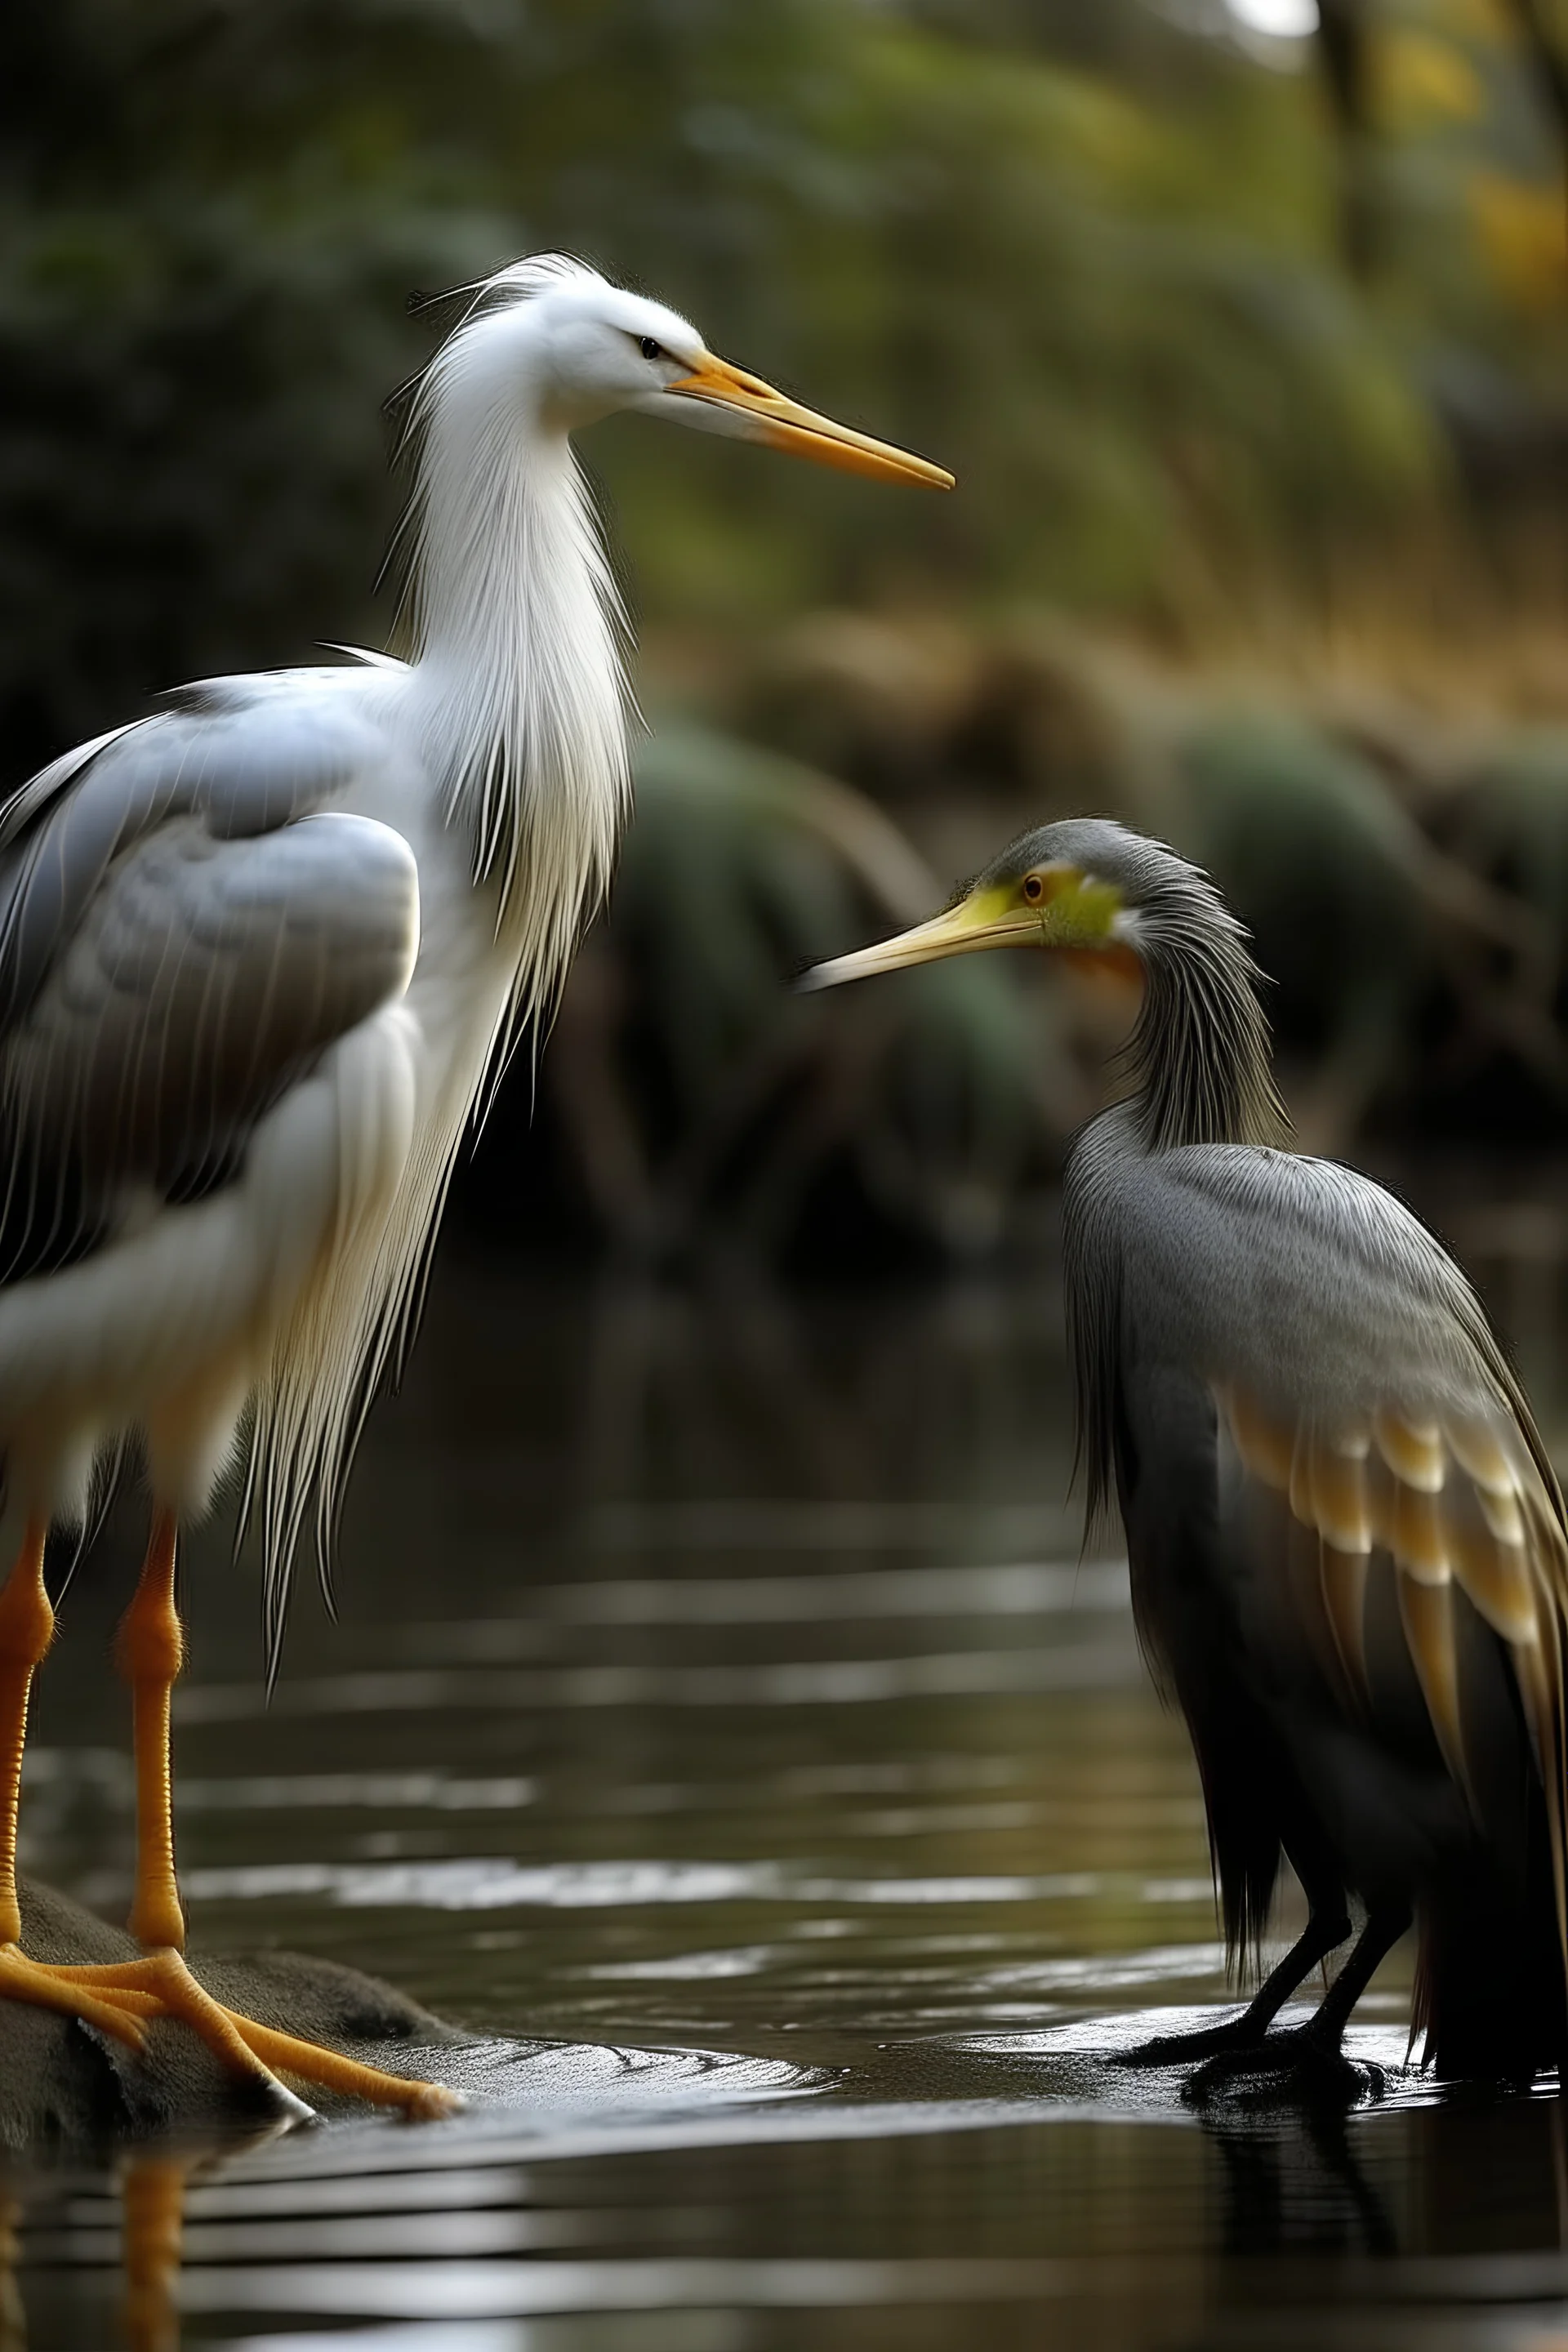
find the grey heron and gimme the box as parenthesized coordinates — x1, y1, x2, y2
(0, 256, 951, 2119)
(804, 819, 1568, 2090)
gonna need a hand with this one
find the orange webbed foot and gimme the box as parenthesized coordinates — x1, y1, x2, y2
(1, 1945, 461, 2120)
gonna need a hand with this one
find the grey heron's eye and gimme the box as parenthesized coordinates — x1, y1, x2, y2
(1022, 874, 1045, 903)
(639, 336, 666, 362)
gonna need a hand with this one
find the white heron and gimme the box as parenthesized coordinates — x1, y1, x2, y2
(0, 254, 951, 2118)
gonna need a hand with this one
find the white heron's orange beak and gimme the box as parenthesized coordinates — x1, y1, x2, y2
(664, 352, 954, 490)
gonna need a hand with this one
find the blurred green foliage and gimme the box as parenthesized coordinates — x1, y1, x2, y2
(519, 670, 1568, 1263)
(5, 0, 1565, 778)
(547, 720, 1074, 1262)
(1174, 709, 1435, 1074)
(7, 0, 1568, 1258)
(688, 612, 1568, 1241)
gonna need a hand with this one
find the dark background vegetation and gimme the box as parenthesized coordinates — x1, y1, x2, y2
(5, 0, 1568, 1268)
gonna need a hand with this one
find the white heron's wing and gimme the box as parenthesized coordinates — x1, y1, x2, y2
(0, 676, 418, 1276)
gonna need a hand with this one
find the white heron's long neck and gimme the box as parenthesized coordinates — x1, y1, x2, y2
(407, 408, 632, 1017)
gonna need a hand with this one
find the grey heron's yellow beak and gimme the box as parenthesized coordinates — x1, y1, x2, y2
(800, 866, 1143, 991)
(799, 889, 1042, 990)
(666, 353, 954, 490)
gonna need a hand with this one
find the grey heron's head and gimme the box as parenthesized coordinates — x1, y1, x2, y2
(429, 256, 953, 490)
(800, 819, 1230, 991)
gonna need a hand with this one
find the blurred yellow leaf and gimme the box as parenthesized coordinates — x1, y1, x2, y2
(1441, 0, 1515, 40)
(1378, 30, 1486, 127)
(1471, 171, 1568, 311)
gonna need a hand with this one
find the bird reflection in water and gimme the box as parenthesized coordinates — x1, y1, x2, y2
(1205, 2100, 1397, 2263)
(0, 2149, 194, 2352)
(118, 2156, 187, 2352)
(5, 2096, 1568, 2346)
(0, 2188, 20, 2352)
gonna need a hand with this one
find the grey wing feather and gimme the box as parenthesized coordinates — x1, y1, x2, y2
(0, 679, 417, 1273)
(0, 676, 389, 1029)
(1119, 1143, 1520, 1418)
(1096, 1129, 1568, 1972)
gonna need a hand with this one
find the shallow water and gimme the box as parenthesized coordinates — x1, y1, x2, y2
(11, 1200, 1568, 2349)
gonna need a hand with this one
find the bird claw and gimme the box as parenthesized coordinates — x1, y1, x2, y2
(403, 2082, 466, 2121)
(1109, 2015, 1268, 2069)
(265, 2080, 319, 2127)
(1179, 2025, 1386, 2110)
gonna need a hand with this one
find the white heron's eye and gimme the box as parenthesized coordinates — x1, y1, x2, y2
(638, 336, 666, 362)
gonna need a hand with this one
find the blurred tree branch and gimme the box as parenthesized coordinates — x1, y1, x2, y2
(1499, 0, 1568, 249)
(1315, 0, 1374, 278)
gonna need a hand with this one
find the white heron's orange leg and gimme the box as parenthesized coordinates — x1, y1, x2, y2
(115, 1508, 185, 1952)
(93, 1509, 457, 2117)
(0, 1511, 457, 2117)
(0, 1520, 150, 2047)
(0, 1517, 51, 1950)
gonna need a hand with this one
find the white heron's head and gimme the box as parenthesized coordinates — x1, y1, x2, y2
(422, 256, 953, 490)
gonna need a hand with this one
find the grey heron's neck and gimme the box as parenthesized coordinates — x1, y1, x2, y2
(405, 412, 632, 969)
(1124, 911, 1288, 1154)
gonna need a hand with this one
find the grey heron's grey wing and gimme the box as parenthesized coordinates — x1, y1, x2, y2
(1218, 1383, 1565, 1814)
(1138, 1145, 1568, 1928)
(0, 682, 418, 1274)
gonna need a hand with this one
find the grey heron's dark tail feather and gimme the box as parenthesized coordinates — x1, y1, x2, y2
(1413, 1822, 1568, 2080)
(1165, 1627, 1290, 1980)
(1111, 1417, 1295, 1981)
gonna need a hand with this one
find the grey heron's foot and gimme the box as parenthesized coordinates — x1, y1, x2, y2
(1179, 2020, 1386, 2110)
(20, 1949, 461, 2122)
(1109, 2012, 1271, 2068)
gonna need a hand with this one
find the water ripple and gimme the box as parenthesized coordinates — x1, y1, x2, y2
(181, 1857, 1132, 1909)
(176, 1636, 1140, 1724)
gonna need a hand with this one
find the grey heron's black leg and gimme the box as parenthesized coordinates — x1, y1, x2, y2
(1111, 1903, 1352, 2068)
(1181, 1902, 1411, 2105)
